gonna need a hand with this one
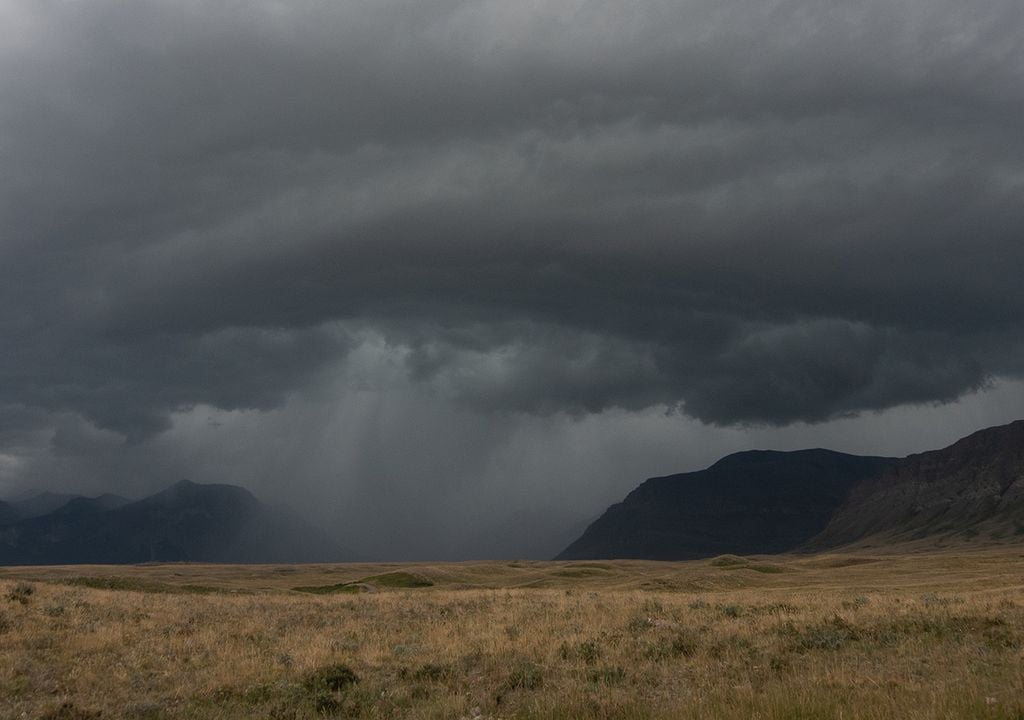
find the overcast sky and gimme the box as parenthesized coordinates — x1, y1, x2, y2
(2, 0, 1023, 559)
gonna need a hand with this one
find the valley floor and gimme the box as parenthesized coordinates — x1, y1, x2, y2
(2, 547, 1023, 719)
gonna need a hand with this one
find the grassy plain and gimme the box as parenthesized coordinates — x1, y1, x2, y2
(2, 547, 1023, 719)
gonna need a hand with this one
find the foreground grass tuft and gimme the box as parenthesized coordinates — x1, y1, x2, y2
(38, 702, 103, 720)
(302, 664, 359, 694)
(6, 582, 35, 605)
(504, 661, 545, 691)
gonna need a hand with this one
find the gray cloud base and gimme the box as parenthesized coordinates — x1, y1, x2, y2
(2, 0, 1023, 445)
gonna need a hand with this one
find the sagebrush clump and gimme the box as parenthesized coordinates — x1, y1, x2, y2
(6, 582, 34, 605)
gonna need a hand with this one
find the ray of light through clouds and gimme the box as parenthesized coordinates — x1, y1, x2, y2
(1, 0, 1023, 558)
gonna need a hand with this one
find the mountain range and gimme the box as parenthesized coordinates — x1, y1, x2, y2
(558, 419, 1024, 560)
(2, 420, 1021, 565)
(0, 480, 343, 565)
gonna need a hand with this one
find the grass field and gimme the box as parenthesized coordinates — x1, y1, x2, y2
(2, 547, 1023, 719)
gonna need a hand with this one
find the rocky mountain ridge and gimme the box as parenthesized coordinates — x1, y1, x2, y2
(559, 420, 1024, 560)
(809, 419, 1024, 548)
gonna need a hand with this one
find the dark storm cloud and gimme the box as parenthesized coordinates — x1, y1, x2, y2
(2, 0, 1024, 442)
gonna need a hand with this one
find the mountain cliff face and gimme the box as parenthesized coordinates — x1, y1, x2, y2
(557, 449, 896, 560)
(559, 420, 1024, 560)
(809, 420, 1024, 548)
(0, 480, 344, 565)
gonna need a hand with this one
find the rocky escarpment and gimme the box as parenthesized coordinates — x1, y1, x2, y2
(557, 449, 896, 560)
(809, 420, 1024, 548)
(559, 419, 1024, 561)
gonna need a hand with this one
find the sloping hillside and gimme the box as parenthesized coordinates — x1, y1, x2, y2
(558, 449, 895, 560)
(809, 420, 1024, 548)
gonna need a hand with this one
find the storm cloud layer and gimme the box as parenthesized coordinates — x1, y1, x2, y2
(1, 1, 1023, 555)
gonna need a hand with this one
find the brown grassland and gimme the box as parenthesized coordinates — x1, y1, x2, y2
(2, 546, 1023, 719)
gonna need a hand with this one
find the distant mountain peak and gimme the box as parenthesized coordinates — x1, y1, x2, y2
(0, 480, 344, 565)
(5, 490, 83, 520)
(51, 494, 130, 516)
(707, 447, 892, 471)
(145, 478, 258, 504)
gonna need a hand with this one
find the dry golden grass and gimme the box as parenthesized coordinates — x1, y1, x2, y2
(2, 546, 1024, 719)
